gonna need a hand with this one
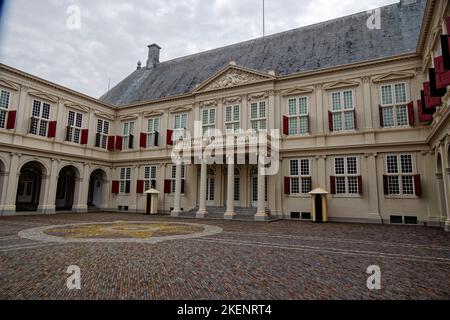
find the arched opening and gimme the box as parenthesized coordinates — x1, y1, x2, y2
(16, 161, 44, 212)
(55, 166, 77, 210)
(88, 169, 106, 209)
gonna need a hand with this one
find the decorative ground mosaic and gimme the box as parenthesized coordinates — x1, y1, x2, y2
(18, 221, 222, 244)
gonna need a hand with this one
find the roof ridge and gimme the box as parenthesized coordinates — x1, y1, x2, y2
(157, 1, 402, 66)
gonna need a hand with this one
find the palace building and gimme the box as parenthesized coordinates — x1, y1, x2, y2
(0, 0, 449, 230)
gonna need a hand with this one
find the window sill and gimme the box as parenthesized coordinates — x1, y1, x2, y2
(332, 194, 362, 198)
(384, 195, 419, 199)
(287, 194, 311, 198)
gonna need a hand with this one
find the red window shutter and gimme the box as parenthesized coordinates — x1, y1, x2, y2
(441, 35, 450, 70)
(434, 56, 450, 88)
(445, 16, 450, 34)
(414, 175, 422, 197)
(423, 82, 441, 108)
(407, 102, 415, 126)
(328, 111, 333, 132)
(47, 121, 57, 138)
(379, 105, 384, 128)
(164, 179, 171, 193)
(115, 136, 123, 151)
(80, 129, 89, 145)
(330, 176, 336, 195)
(6, 110, 16, 129)
(283, 116, 289, 135)
(139, 132, 147, 148)
(357, 175, 362, 195)
(107, 136, 115, 150)
(111, 180, 119, 194)
(353, 110, 357, 130)
(136, 180, 144, 194)
(418, 100, 433, 122)
(167, 129, 173, 145)
(284, 177, 291, 194)
(383, 175, 389, 195)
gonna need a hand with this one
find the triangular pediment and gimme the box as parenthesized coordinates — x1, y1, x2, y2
(372, 71, 415, 83)
(0, 78, 20, 91)
(324, 80, 360, 91)
(194, 64, 275, 93)
(64, 101, 90, 113)
(281, 86, 314, 96)
(28, 90, 59, 103)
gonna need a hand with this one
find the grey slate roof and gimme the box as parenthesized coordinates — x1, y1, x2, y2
(100, 0, 427, 106)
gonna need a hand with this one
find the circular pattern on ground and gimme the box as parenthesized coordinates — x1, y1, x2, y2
(18, 221, 222, 244)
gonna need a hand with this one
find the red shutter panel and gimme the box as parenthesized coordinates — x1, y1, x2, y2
(283, 116, 289, 135)
(328, 111, 333, 132)
(414, 175, 422, 197)
(136, 180, 144, 194)
(6, 110, 16, 129)
(418, 100, 433, 122)
(139, 132, 147, 148)
(446, 16, 450, 34)
(353, 110, 357, 130)
(80, 129, 89, 145)
(167, 129, 173, 146)
(284, 177, 291, 194)
(47, 121, 57, 138)
(330, 176, 336, 195)
(379, 105, 384, 128)
(434, 56, 450, 88)
(407, 102, 415, 126)
(111, 181, 119, 194)
(107, 136, 115, 150)
(164, 179, 171, 193)
(357, 175, 363, 195)
(423, 82, 442, 107)
(383, 175, 389, 195)
(115, 136, 123, 151)
(441, 35, 450, 70)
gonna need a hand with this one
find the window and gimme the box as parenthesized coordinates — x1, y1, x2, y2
(330, 90, 355, 131)
(171, 164, 186, 193)
(385, 154, 415, 195)
(380, 83, 409, 127)
(119, 167, 131, 193)
(0, 89, 10, 129)
(287, 97, 309, 135)
(66, 110, 83, 143)
(146, 117, 160, 147)
(144, 166, 157, 191)
(334, 156, 359, 195)
(173, 113, 188, 141)
(123, 121, 135, 149)
(289, 159, 311, 194)
(96, 119, 109, 149)
(224, 105, 240, 133)
(202, 108, 216, 136)
(250, 101, 267, 131)
(30, 99, 51, 136)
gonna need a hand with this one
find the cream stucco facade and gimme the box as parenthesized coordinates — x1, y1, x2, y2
(0, 0, 449, 230)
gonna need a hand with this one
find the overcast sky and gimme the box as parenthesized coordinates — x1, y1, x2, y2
(0, 0, 399, 98)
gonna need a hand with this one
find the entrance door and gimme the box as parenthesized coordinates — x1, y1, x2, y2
(206, 177, 214, 206)
(16, 162, 42, 212)
(88, 169, 104, 209)
(315, 195, 323, 223)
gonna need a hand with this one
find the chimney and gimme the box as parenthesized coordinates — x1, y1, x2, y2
(146, 44, 161, 68)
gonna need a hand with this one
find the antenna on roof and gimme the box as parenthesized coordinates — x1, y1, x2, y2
(262, 0, 265, 37)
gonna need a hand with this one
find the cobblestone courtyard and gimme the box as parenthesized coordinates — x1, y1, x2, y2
(0, 212, 449, 300)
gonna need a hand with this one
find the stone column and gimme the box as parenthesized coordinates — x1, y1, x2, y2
(171, 163, 182, 216)
(45, 158, 59, 213)
(2, 153, 20, 216)
(224, 161, 236, 219)
(196, 162, 207, 218)
(441, 143, 450, 232)
(73, 163, 90, 213)
(366, 153, 381, 222)
(37, 174, 53, 214)
(255, 156, 267, 221)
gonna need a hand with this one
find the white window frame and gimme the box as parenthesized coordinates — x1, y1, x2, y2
(250, 101, 267, 131)
(30, 99, 51, 137)
(146, 117, 160, 147)
(0, 89, 11, 129)
(173, 113, 188, 141)
(289, 159, 311, 195)
(122, 121, 135, 150)
(66, 110, 83, 143)
(287, 96, 309, 135)
(96, 119, 109, 149)
(171, 164, 186, 194)
(119, 167, 132, 194)
(379, 82, 410, 128)
(330, 90, 355, 132)
(144, 165, 157, 191)
(201, 108, 216, 136)
(224, 104, 241, 133)
(385, 154, 416, 197)
(333, 156, 360, 196)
